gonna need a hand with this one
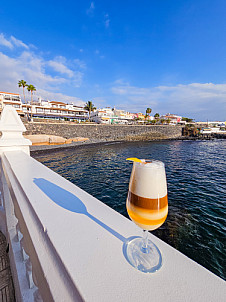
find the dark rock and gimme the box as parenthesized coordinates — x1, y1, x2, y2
(24, 123, 183, 141)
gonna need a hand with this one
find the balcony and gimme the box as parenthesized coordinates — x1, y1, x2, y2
(0, 107, 225, 301)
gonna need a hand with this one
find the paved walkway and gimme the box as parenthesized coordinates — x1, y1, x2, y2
(0, 232, 15, 302)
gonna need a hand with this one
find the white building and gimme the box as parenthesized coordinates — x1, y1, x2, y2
(0, 92, 88, 121)
(90, 107, 134, 124)
(113, 108, 133, 123)
(90, 107, 114, 124)
(160, 113, 182, 125)
(0, 91, 24, 115)
(206, 121, 226, 127)
(30, 99, 88, 121)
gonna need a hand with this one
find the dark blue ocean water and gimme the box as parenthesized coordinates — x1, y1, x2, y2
(33, 140, 226, 280)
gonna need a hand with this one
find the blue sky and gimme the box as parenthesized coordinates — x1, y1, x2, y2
(0, 0, 225, 121)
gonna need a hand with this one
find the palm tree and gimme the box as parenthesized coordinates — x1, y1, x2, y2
(84, 101, 96, 121)
(18, 80, 27, 103)
(146, 107, 152, 115)
(27, 84, 36, 121)
(145, 107, 152, 121)
(154, 113, 160, 119)
(26, 84, 36, 103)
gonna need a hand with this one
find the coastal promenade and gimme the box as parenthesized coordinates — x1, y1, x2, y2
(0, 107, 225, 301)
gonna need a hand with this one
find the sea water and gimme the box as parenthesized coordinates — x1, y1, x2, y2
(33, 139, 226, 280)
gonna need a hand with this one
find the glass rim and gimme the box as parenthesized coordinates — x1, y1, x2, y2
(134, 159, 165, 168)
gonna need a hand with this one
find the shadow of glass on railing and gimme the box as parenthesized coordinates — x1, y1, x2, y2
(33, 178, 127, 243)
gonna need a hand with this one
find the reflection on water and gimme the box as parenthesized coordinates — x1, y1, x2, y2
(33, 140, 226, 280)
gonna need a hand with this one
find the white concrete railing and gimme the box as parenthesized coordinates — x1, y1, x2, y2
(0, 107, 225, 302)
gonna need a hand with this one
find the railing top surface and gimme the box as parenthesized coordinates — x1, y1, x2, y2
(2, 150, 225, 302)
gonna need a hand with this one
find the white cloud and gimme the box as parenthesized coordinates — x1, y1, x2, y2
(37, 88, 84, 106)
(0, 51, 67, 93)
(104, 13, 110, 28)
(111, 82, 226, 121)
(0, 34, 29, 50)
(94, 49, 105, 59)
(92, 97, 109, 108)
(73, 59, 86, 69)
(86, 2, 95, 15)
(48, 58, 74, 78)
(0, 34, 86, 105)
(48, 56, 85, 84)
(0, 33, 13, 49)
(10, 36, 29, 49)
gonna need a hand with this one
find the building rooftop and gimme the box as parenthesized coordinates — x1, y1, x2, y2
(49, 101, 67, 105)
(0, 91, 20, 95)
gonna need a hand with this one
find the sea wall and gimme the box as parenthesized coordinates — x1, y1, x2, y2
(24, 123, 183, 141)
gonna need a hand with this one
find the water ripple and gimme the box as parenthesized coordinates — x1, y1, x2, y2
(33, 140, 226, 280)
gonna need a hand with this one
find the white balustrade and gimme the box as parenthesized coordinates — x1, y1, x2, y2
(0, 107, 225, 302)
(0, 106, 31, 155)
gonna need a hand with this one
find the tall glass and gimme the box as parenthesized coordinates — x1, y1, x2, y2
(125, 159, 168, 273)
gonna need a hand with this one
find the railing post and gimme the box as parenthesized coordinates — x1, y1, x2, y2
(0, 106, 34, 301)
(0, 106, 31, 155)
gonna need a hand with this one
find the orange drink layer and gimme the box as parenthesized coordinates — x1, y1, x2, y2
(126, 160, 168, 230)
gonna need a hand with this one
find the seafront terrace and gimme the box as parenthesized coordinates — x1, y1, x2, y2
(0, 107, 225, 302)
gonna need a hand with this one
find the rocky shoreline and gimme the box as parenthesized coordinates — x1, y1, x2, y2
(30, 138, 114, 154)
(178, 133, 226, 140)
(176, 136, 215, 141)
(30, 135, 226, 155)
(30, 136, 183, 155)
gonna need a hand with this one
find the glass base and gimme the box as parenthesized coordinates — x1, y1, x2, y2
(124, 237, 162, 273)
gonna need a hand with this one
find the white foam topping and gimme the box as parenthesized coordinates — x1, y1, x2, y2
(139, 159, 165, 168)
(129, 160, 167, 198)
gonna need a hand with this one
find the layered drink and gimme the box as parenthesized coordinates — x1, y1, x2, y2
(127, 160, 168, 230)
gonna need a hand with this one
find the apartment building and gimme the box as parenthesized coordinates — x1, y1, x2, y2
(0, 92, 88, 121)
(160, 113, 182, 124)
(90, 107, 134, 124)
(0, 91, 24, 115)
(29, 99, 88, 121)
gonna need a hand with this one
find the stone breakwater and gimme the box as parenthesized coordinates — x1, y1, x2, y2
(24, 123, 183, 141)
